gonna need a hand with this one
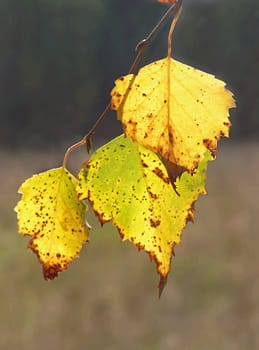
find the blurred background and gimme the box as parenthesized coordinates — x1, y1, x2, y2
(0, 0, 258, 349)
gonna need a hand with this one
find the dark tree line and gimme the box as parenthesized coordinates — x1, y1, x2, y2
(0, 0, 258, 148)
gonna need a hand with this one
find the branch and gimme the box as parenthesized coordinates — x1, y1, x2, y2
(63, 0, 183, 167)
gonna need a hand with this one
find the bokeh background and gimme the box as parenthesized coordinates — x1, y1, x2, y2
(0, 0, 258, 349)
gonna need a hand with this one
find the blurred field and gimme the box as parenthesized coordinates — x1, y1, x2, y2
(0, 143, 258, 350)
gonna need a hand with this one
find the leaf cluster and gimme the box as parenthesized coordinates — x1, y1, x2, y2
(15, 1, 235, 296)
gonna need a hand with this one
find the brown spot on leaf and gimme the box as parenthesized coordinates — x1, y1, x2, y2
(141, 160, 148, 168)
(149, 191, 159, 200)
(152, 167, 170, 184)
(150, 219, 161, 228)
(186, 204, 195, 223)
(203, 139, 216, 157)
(43, 264, 66, 280)
(127, 119, 138, 134)
(168, 131, 173, 144)
(223, 121, 231, 127)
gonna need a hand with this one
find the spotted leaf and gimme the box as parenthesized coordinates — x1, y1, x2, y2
(111, 57, 235, 172)
(77, 135, 211, 295)
(15, 167, 89, 279)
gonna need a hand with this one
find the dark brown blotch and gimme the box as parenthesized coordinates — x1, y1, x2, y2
(150, 219, 161, 228)
(152, 167, 170, 184)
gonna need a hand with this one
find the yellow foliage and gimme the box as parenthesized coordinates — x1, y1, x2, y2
(78, 136, 212, 295)
(14, 2, 236, 295)
(111, 57, 235, 171)
(15, 167, 89, 279)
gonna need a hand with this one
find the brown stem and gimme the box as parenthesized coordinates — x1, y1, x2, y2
(167, 0, 183, 58)
(62, 103, 111, 167)
(62, 136, 87, 168)
(131, 0, 183, 73)
(63, 0, 184, 168)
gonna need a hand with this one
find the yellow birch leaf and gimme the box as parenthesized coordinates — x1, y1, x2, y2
(78, 135, 212, 295)
(15, 167, 89, 279)
(111, 57, 235, 171)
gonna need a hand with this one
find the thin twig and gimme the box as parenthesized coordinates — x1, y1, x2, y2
(167, 1, 183, 58)
(62, 103, 111, 167)
(63, 0, 183, 168)
(130, 0, 183, 74)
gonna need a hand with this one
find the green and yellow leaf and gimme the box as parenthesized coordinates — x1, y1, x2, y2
(78, 135, 212, 295)
(15, 167, 89, 279)
(111, 57, 235, 172)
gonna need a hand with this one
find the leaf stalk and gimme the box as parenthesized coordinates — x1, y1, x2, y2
(63, 0, 183, 168)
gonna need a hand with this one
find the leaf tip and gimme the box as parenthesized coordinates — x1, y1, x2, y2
(43, 264, 66, 280)
(158, 275, 168, 298)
